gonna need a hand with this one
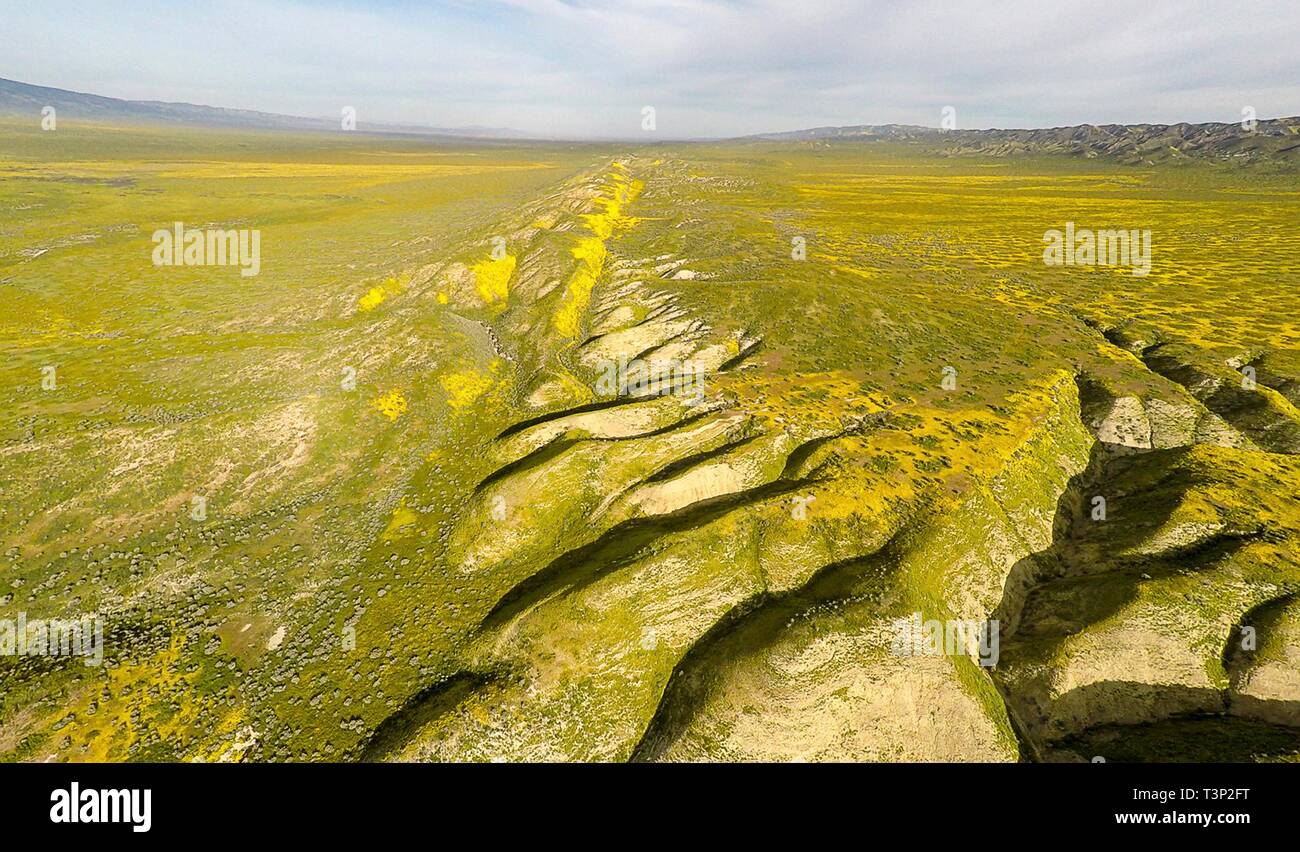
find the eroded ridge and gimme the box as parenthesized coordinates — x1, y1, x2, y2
(9, 134, 1300, 764)
(362, 157, 1300, 764)
(991, 368, 1300, 761)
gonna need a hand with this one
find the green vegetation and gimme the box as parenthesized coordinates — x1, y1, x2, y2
(2, 119, 1298, 761)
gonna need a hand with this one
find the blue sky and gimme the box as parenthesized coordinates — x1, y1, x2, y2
(4, 0, 1298, 138)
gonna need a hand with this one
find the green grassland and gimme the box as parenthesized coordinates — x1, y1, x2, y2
(2, 119, 1298, 761)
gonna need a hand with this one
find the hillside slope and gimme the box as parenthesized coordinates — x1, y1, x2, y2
(747, 118, 1300, 164)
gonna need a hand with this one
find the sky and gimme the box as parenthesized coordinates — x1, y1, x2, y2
(3, 0, 1299, 139)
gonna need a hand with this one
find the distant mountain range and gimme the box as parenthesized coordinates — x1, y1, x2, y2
(0, 77, 531, 140)
(4, 76, 1299, 162)
(743, 118, 1300, 163)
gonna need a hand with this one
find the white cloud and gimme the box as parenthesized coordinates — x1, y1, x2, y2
(3, 0, 1297, 137)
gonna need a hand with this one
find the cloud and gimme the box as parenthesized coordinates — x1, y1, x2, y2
(3, 0, 1298, 137)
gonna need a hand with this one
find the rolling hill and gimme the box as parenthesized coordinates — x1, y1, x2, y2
(0, 76, 527, 139)
(745, 117, 1300, 163)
